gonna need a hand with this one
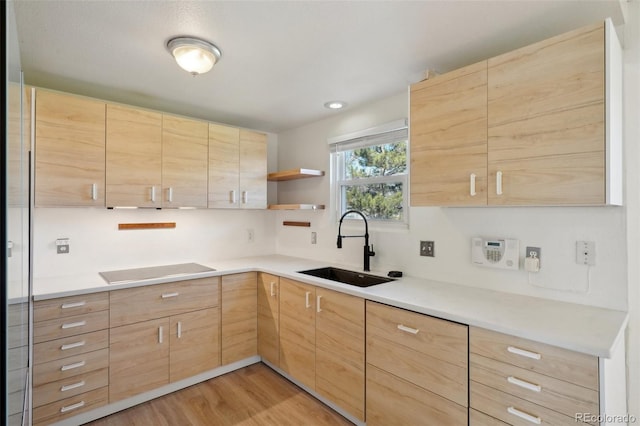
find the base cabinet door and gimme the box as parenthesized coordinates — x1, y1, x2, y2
(221, 273, 258, 365)
(170, 308, 220, 382)
(279, 278, 316, 390)
(109, 318, 170, 402)
(257, 273, 280, 366)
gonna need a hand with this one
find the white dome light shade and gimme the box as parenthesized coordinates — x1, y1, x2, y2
(167, 37, 221, 75)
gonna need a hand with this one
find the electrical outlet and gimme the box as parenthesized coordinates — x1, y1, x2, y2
(247, 229, 255, 243)
(420, 240, 435, 257)
(576, 241, 595, 265)
(311, 232, 317, 245)
(526, 246, 541, 265)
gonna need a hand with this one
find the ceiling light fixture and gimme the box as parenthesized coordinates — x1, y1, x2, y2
(324, 101, 347, 110)
(166, 36, 222, 75)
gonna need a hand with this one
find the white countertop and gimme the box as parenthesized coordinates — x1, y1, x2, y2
(32, 254, 628, 358)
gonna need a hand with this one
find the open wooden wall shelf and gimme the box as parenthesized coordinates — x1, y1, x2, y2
(267, 168, 324, 181)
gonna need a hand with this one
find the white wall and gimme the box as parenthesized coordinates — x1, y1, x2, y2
(623, 0, 640, 421)
(275, 89, 628, 312)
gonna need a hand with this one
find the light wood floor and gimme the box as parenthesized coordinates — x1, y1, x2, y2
(85, 363, 353, 426)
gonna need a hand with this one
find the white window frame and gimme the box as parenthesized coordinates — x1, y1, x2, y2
(328, 119, 409, 228)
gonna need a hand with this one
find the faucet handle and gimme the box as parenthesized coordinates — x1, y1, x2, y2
(369, 244, 375, 256)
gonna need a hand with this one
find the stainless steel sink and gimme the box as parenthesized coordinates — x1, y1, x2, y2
(298, 267, 394, 287)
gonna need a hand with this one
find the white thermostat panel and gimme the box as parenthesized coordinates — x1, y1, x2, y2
(472, 237, 519, 270)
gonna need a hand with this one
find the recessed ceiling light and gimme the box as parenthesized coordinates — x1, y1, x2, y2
(166, 36, 222, 75)
(324, 101, 347, 110)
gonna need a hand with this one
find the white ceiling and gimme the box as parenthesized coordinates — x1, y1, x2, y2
(13, 1, 625, 133)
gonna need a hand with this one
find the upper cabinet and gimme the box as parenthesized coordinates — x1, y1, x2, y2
(35, 90, 106, 207)
(410, 19, 622, 207)
(208, 124, 267, 209)
(106, 104, 162, 208)
(161, 115, 209, 208)
(410, 61, 488, 207)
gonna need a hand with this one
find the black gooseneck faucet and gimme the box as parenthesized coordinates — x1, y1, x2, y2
(337, 210, 375, 271)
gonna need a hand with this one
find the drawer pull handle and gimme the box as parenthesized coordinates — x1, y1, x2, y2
(470, 173, 477, 196)
(507, 406, 541, 424)
(61, 301, 86, 309)
(60, 400, 85, 413)
(496, 171, 503, 195)
(61, 361, 86, 372)
(61, 380, 85, 392)
(507, 376, 542, 392)
(316, 295, 322, 313)
(177, 321, 182, 339)
(507, 346, 541, 360)
(242, 191, 248, 204)
(167, 187, 174, 203)
(62, 321, 86, 329)
(229, 190, 236, 204)
(270, 282, 276, 297)
(159, 326, 164, 344)
(91, 183, 98, 201)
(305, 291, 311, 309)
(161, 292, 179, 299)
(150, 186, 156, 203)
(397, 324, 420, 335)
(61, 341, 86, 351)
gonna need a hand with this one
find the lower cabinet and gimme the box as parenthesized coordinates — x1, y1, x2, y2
(221, 272, 258, 365)
(257, 273, 280, 366)
(366, 301, 469, 426)
(278, 278, 365, 421)
(109, 277, 220, 402)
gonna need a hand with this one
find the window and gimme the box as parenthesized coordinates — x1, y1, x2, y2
(330, 120, 408, 224)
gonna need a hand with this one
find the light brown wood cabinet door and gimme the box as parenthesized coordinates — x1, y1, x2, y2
(35, 90, 106, 207)
(279, 278, 315, 390)
(8, 84, 31, 207)
(106, 104, 162, 207)
(109, 317, 169, 402)
(315, 288, 365, 421)
(221, 272, 258, 365)
(257, 273, 279, 366)
(208, 123, 240, 208)
(410, 61, 488, 206)
(487, 23, 605, 205)
(239, 130, 267, 209)
(162, 115, 209, 208)
(169, 308, 220, 382)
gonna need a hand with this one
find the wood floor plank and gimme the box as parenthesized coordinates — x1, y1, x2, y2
(86, 363, 353, 425)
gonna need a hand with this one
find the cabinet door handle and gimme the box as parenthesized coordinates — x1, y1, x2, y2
(305, 291, 311, 308)
(229, 190, 236, 204)
(507, 406, 541, 424)
(60, 400, 85, 413)
(242, 191, 248, 204)
(316, 295, 322, 313)
(61, 361, 86, 372)
(91, 183, 98, 201)
(507, 346, 541, 360)
(470, 173, 477, 196)
(161, 292, 179, 299)
(270, 282, 276, 297)
(159, 326, 163, 344)
(507, 376, 542, 392)
(61, 341, 85, 351)
(177, 321, 182, 339)
(61, 380, 85, 392)
(61, 321, 86, 329)
(61, 301, 86, 309)
(397, 324, 419, 335)
(150, 186, 156, 203)
(496, 171, 503, 195)
(167, 187, 173, 203)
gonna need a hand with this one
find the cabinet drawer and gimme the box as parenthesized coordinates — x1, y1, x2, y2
(367, 364, 467, 426)
(470, 327, 598, 390)
(471, 381, 595, 426)
(34, 330, 109, 364)
(33, 367, 109, 408)
(110, 277, 219, 327)
(471, 353, 599, 418)
(33, 386, 108, 426)
(33, 348, 109, 386)
(34, 310, 109, 344)
(366, 301, 467, 368)
(470, 409, 508, 425)
(34, 292, 109, 323)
